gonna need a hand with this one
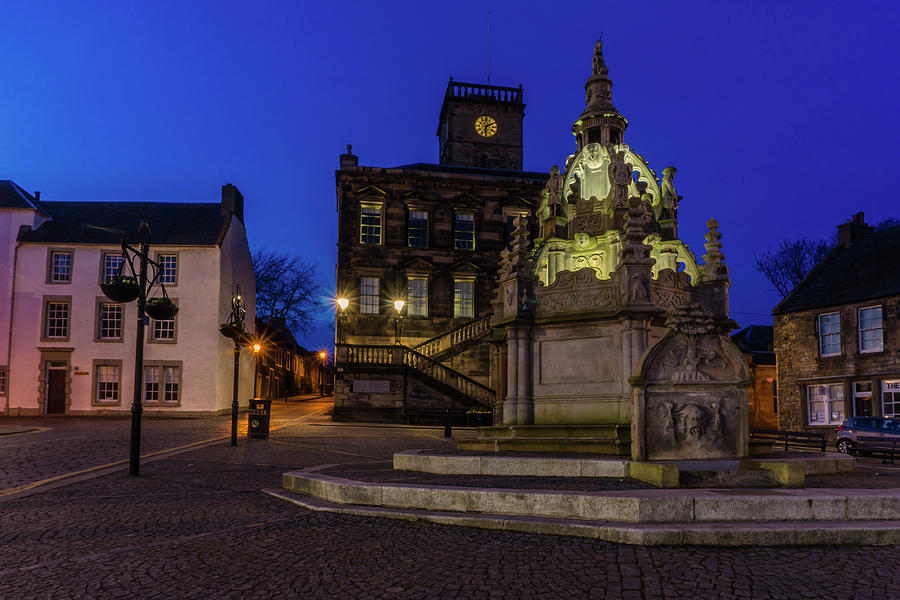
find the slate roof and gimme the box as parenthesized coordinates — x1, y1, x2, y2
(392, 162, 549, 181)
(773, 225, 900, 314)
(17, 201, 230, 246)
(731, 325, 775, 365)
(0, 180, 45, 212)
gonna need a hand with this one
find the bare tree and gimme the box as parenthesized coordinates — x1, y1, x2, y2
(753, 238, 832, 298)
(252, 249, 321, 334)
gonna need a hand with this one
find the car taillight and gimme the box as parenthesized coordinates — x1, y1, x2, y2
(836, 425, 846, 432)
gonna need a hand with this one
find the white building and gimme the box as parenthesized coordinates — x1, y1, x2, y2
(0, 180, 256, 416)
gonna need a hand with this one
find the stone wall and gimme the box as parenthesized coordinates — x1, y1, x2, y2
(775, 296, 900, 436)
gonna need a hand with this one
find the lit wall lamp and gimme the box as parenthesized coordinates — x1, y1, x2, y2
(393, 299, 405, 345)
(336, 297, 349, 344)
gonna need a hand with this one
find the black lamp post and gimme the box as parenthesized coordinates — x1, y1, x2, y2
(99, 221, 178, 477)
(393, 299, 405, 345)
(318, 351, 326, 396)
(336, 297, 349, 344)
(219, 285, 250, 446)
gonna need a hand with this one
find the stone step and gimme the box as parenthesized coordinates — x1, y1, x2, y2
(678, 469, 779, 489)
(265, 487, 900, 547)
(476, 424, 631, 440)
(458, 438, 630, 455)
(281, 470, 900, 524)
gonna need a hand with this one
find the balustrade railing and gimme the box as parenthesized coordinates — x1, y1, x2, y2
(339, 343, 494, 408)
(413, 315, 492, 359)
(446, 81, 522, 104)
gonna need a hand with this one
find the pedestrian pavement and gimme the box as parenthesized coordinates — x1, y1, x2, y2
(1, 404, 898, 598)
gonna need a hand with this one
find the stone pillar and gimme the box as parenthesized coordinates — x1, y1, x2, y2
(504, 325, 519, 425)
(516, 326, 533, 425)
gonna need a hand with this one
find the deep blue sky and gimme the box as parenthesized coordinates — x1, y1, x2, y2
(3, 1, 899, 351)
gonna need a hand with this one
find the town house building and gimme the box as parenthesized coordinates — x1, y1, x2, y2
(0, 181, 256, 416)
(774, 213, 900, 436)
(333, 80, 547, 422)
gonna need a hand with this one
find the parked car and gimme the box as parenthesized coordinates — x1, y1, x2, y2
(835, 417, 900, 454)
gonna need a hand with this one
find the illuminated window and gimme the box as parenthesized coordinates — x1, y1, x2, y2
(817, 312, 840, 357)
(408, 209, 428, 248)
(453, 279, 474, 318)
(858, 306, 883, 353)
(49, 251, 72, 282)
(854, 381, 872, 417)
(807, 383, 844, 426)
(360, 203, 382, 245)
(45, 301, 69, 338)
(96, 365, 120, 404)
(158, 254, 177, 285)
(360, 277, 380, 314)
(102, 253, 124, 283)
(98, 303, 123, 340)
(454, 213, 475, 250)
(407, 277, 428, 317)
(883, 380, 900, 419)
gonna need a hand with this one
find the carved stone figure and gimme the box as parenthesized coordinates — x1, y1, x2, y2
(543, 165, 563, 215)
(631, 302, 751, 460)
(628, 271, 651, 303)
(657, 166, 680, 221)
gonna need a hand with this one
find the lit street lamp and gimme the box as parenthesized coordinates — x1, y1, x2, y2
(98, 221, 178, 477)
(318, 350, 327, 396)
(253, 342, 261, 398)
(336, 297, 349, 344)
(218, 285, 250, 446)
(393, 299, 405, 345)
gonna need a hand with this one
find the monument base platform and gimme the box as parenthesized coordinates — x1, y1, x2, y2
(457, 424, 631, 456)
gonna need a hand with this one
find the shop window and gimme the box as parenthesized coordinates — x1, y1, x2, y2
(807, 383, 844, 425)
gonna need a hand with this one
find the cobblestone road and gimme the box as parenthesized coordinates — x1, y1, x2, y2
(1, 404, 899, 599)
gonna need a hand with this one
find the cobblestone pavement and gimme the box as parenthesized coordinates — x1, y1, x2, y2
(1, 409, 899, 599)
(0, 395, 333, 491)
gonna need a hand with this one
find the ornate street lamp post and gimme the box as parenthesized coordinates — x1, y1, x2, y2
(99, 221, 178, 477)
(219, 285, 250, 446)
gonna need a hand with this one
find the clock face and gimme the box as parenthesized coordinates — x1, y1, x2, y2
(474, 115, 498, 138)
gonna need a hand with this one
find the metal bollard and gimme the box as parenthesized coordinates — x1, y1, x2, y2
(444, 409, 452, 438)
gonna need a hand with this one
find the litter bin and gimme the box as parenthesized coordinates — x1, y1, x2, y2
(248, 398, 272, 439)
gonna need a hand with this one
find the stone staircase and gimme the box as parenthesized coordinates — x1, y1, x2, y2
(412, 315, 492, 363)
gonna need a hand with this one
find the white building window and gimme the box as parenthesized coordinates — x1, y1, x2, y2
(49, 251, 72, 283)
(883, 380, 900, 419)
(407, 277, 428, 317)
(158, 254, 177, 285)
(454, 213, 475, 250)
(103, 253, 124, 283)
(360, 277, 379, 314)
(152, 318, 176, 341)
(45, 301, 69, 338)
(96, 365, 120, 404)
(807, 383, 844, 425)
(453, 279, 474, 318)
(99, 303, 123, 340)
(144, 366, 181, 404)
(858, 306, 883, 353)
(817, 312, 841, 356)
(360, 203, 382, 245)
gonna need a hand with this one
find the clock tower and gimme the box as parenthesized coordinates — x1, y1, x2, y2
(437, 79, 525, 170)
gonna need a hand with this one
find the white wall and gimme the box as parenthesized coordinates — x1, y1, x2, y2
(6, 224, 255, 415)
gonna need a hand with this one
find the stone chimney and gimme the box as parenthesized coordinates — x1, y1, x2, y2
(339, 144, 358, 170)
(837, 211, 873, 245)
(221, 184, 244, 223)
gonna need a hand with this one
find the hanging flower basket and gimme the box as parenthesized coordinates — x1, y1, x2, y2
(219, 322, 244, 340)
(146, 297, 179, 320)
(101, 275, 141, 303)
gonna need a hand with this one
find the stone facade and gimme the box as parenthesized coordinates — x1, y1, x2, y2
(631, 303, 751, 461)
(333, 80, 547, 423)
(774, 215, 900, 438)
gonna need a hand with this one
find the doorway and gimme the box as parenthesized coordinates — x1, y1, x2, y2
(47, 367, 67, 414)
